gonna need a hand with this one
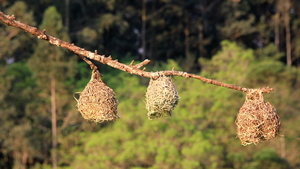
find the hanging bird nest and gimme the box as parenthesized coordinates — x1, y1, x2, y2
(75, 69, 119, 123)
(145, 73, 179, 120)
(235, 89, 280, 146)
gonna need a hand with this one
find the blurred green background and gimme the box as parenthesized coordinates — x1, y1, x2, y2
(0, 0, 299, 168)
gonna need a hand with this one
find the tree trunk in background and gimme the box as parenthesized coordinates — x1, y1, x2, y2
(284, 0, 292, 66)
(14, 151, 26, 169)
(279, 136, 286, 158)
(65, 0, 69, 32)
(183, 18, 194, 72)
(21, 150, 28, 169)
(141, 0, 146, 60)
(50, 75, 57, 169)
(274, 12, 280, 51)
(184, 25, 190, 61)
(198, 19, 204, 58)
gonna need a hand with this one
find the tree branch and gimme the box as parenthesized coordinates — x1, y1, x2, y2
(0, 11, 274, 93)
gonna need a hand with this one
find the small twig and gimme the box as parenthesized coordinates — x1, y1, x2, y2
(133, 59, 150, 69)
(75, 54, 97, 70)
(0, 11, 274, 93)
(129, 60, 135, 66)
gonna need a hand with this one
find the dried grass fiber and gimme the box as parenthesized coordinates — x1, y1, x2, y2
(235, 89, 280, 145)
(145, 73, 179, 119)
(76, 70, 119, 123)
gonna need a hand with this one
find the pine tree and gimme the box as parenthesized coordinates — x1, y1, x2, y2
(27, 6, 75, 169)
(0, 2, 37, 169)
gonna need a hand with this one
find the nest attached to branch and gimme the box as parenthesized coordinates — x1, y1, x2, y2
(145, 73, 179, 119)
(76, 69, 119, 123)
(235, 89, 280, 146)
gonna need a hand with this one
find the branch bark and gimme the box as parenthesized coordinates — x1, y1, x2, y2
(0, 11, 274, 93)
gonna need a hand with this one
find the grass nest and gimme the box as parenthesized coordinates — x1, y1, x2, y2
(235, 89, 280, 146)
(145, 73, 179, 119)
(76, 69, 119, 123)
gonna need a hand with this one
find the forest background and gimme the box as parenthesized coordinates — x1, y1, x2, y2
(0, 0, 300, 168)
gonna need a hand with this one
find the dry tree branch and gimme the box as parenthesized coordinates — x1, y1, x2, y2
(0, 11, 274, 93)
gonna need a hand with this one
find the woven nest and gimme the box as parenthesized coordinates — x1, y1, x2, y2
(76, 70, 119, 123)
(145, 73, 179, 119)
(235, 89, 280, 146)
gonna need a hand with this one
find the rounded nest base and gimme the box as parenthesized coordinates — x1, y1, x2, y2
(235, 89, 280, 146)
(76, 70, 119, 123)
(145, 74, 179, 120)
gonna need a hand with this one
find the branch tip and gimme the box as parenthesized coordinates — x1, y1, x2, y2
(8, 15, 15, 20)
(129, 60, 134, 66)
(134, 59, 150, 69)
